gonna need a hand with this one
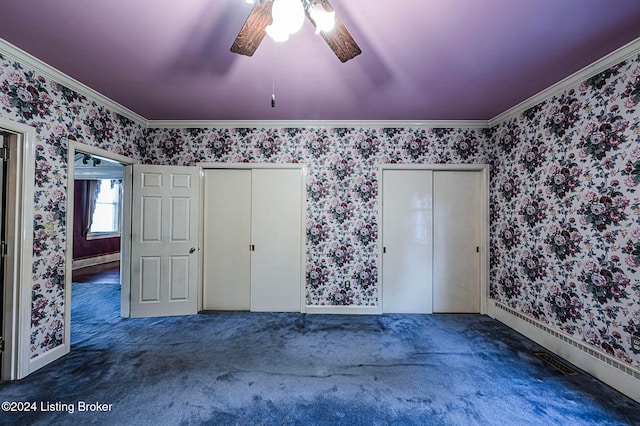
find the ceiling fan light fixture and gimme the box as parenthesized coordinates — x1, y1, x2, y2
(308, 3, 335, 34)
(266, 22, 291, 42)
(231, 0, 361, 62)
(267, 0, 305, 42)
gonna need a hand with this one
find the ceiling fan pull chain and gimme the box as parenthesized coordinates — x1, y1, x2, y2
(271, 41, 277, 108)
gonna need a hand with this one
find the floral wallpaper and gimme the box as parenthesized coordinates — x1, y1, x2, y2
(0, 53, 145, 359)
(490, 54, 640, 368)
(2, 42, 639, 373)
(0, 50, 491, 360)
(144, 127, 491, 306)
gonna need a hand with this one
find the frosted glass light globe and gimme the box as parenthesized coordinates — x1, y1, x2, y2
(266, 0, 305, 42)
(308, 3, 335, 34)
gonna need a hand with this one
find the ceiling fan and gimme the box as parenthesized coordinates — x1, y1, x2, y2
(230, 0, 362, 63)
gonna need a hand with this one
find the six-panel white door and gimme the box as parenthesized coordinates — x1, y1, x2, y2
(382, 170, 434, 314)
(130, 165, 200, 318)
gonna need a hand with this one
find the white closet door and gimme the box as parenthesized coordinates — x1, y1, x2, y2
(382, 170, 433, 313)
(250, 169, 302, 312)
(202, 169, 252, 311)
(433, 171, 481, 313)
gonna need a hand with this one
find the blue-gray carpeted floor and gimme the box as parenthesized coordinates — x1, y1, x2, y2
(1, 283, 639, 425)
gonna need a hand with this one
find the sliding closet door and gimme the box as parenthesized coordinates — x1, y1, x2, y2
(433, 171, 481, 313)
(250, 169, 302, 312)
(202, 169, 252, 311)
(382, 170, 433, 313)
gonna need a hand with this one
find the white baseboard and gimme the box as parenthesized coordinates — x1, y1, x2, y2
(304, 305, 381, 315)
(72, 253, 120, 270)
(28, 344, 68, 376)
(488, 300, 640, 403)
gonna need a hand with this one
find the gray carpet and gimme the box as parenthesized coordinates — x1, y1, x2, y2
(0, 283, 638, 425)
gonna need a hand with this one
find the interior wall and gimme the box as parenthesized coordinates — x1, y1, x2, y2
(489, 52, 640, 369)
(0, 53, 144, 360)
(72, 180, 120, 261)
(3, 39, 638, 376)
(144, 127, 492, 307)
(1, 50, 492, 361)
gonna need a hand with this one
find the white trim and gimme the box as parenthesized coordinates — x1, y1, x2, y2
(488, 300, 640, 403)
(489, 36, 640, 127)
(0, 39, 146, 126)
(197, 166, 205, 313)
(300, 167, 308, 313)
(378, 163, 490, 171)
(72, 253, 120, 270)
(120, 165, 133, 318)
(304, 305, 380, 315)
(150, 120, 489, 130)
(479, 166, 490, 315)
(28, 344, 66, 374)
(377, 164, 490, 315)
(0, 118, 35, 380)
(71, 141, 140, 166)
(199, 162, 307, 170)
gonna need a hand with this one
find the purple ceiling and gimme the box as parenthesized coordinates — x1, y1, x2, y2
(1, 0, 640, 121)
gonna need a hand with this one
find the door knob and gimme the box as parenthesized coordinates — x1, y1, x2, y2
(189, 247, 196, 254)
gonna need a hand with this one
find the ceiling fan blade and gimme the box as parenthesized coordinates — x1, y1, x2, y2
(230, 0, 273, 57)
(306, 0, 361, 63)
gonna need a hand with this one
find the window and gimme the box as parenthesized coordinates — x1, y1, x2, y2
(89, 179, 121, 238)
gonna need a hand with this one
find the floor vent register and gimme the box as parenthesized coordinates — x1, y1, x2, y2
(533, 352, 580, 375)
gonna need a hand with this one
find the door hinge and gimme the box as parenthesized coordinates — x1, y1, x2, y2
(0, 241, 6, 258)
(0, 337, 4, 352)
(0, 146, 8, 162)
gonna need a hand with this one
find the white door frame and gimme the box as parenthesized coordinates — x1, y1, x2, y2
(0, 118, 35, 380)
(378, 164, 490, 315)
(198, 163, 308, 313)
(66, 141, 137, 326)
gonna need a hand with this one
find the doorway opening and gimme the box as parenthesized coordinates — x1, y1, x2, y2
(70, 154, 125, 345)
(0, 119, 35, 381)
(66, 143, 135, 351)
(1, 132, 9, 378)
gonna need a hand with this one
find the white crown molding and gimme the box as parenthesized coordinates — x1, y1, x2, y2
(4, 34, 639, 132)
(0, 38, 489, 131)
(0, 38, 147, 126)
(489, 36, 640, 127)
(147, 119, 490, 130)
